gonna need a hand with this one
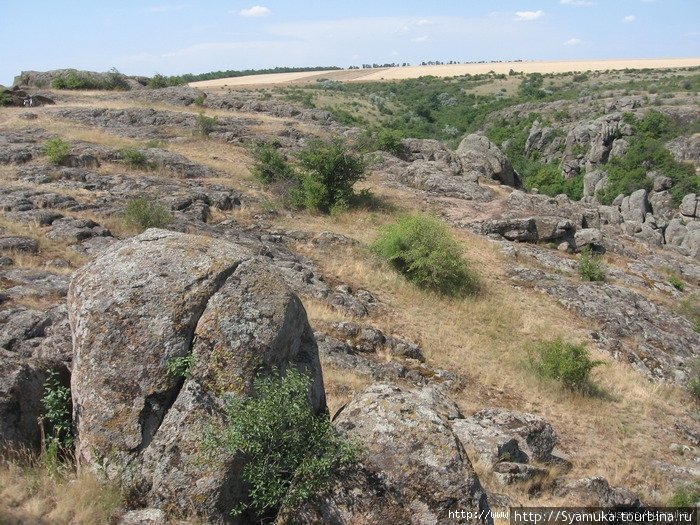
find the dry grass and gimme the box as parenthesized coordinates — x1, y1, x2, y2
(0, 451, 121, 525)
(274, 191, 696, 504)
(0, 216, 91, 268)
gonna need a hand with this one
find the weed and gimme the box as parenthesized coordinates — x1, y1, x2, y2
(578, 247, 606, 282)
(165, 354, 196, 379)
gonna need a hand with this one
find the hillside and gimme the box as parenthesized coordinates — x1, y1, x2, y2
(0, 66, 699, 524)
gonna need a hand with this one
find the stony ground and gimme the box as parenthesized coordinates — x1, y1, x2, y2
(1, 79, 699, 523)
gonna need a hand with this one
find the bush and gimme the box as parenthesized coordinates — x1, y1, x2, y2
(293, 137, 367, 213)
(668, 483, 700, 507)
(196, 113, 218, 136)
(44, 138, 71, 165)
(250, 143, 295, 183)
(41, 369, 73, 471)
(118, 147, 150, 170)
(123, 198, 172, 232)
(578, 247, 606, 282)
(372, 214, 479, 297)
(148, 73, 169, 89)
(668, 273, 685, 291)
(529, 339, 604, 392)
(203, 369, 356, 520)
(375, 129, 406, 156)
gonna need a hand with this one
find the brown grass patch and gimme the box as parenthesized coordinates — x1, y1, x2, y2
(0, 451, 121, 525)
(278, 200, 695, 504)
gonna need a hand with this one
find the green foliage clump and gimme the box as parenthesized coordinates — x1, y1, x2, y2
(372, 214, 479, 297)
(599, 110, 698, 205)
(44, 138, 71, 165)
(526, 164, 584, 200)
(578, 247, 606, 282)
(124, 198, 172, 232)
(668, 483, 700, 507)
(519, 73, 547, 99)
(0, 90, 13, 107)
(668, 273, 685, 291)
(529, 339, 604, 392)
(291, 137, 367, 213)
(52, 68, 129, 90)
(41, 369, 73, 472)
(147, 72, 189, 88)
(487, 114, 583, 200)
(251, 143, 295, 183)
(196, 113, 218, 136)
(203, 369, 356, 520)
(166, 354, 196, 379)
(374, 129, 406, 156)
(119, 147, 151, 170)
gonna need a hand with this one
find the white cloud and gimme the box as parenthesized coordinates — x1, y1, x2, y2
(515, 10, 544, 21)
(238, 6, 271, 17)
(560, 0, 595, 5)
(563, 38, 582, 46)
(411, 36, 429, 43)
(415, 19, 432, 26)
(623, 15, 636, 23)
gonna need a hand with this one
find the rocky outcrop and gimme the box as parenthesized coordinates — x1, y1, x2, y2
(508, 267, 700, 383)
(68, 229, 325, 521)
(456, 134, 520, 187)
(289, 383, 491, 524)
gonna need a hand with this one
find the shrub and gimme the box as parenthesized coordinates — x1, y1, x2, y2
(372, 214, 479, 297)
(0, 90, 13, 107)
(578, 247, 606, 282)
(166, 355, 195, 379)
(375, 129, 405, 156)
(41, 369, 73, 472)
(250, 143, 295, 183)
(669, 483, 700, 507)
(668, 274, 685, 291)
(529, 339, 604, 392)
(118, 147, 150, 170)
(196, 113, 218, 136)
(294, 137, 367, 213)
(44, 138, 71, 165)
(123, 198, 172, 232)
(202, 369, 356, 520)
(148, 73, 169, 89)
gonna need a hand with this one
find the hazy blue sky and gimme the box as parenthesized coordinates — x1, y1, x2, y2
(2, 1, 699, 84)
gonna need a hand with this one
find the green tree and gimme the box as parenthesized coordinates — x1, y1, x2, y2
(294, 137, 367, 212)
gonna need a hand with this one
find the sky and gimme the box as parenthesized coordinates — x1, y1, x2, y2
(2, 0, 699, 85)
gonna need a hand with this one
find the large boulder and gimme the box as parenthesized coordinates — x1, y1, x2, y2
(68, 229, 325, 521)
(456, 134, 520, 187)
(295, 383, 492, 524)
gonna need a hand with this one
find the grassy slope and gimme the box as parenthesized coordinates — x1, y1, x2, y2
(0, 72, 697, 519)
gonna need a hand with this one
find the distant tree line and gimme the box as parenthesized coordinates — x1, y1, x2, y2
(150, 66, 343, 87)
